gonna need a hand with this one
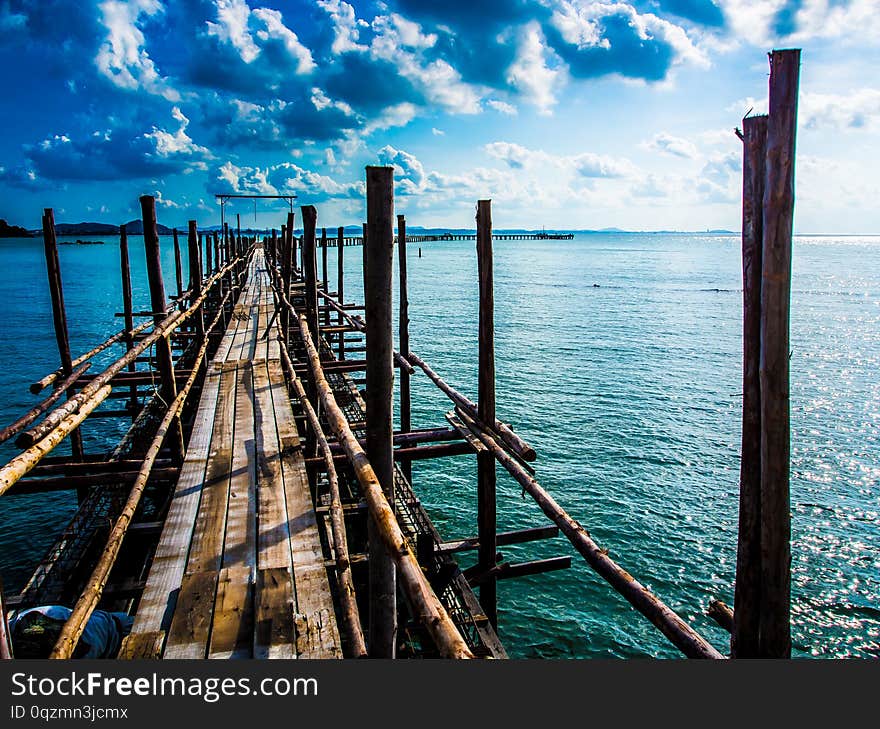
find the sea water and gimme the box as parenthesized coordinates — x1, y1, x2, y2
(0, 232, 877, 658)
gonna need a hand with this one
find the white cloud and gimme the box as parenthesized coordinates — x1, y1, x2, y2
(507, 22, 565, 115)
(317, 0, 368, 54)
(801, 88, 880, 131)
(95, 0, 178, 100)
(144, 107, 212, 163)
(207, 0, 259, 63)
(216, 160, 363, 200)
(645, 132, 699, 159)
(431, 127, 445, 136)
(485, 140, 637, 178)
(370, 13, 482, 114)
(487, 99, 518, 115)
(253, 7, 316, 74)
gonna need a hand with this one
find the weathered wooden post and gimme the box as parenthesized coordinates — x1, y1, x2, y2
(140, 195, 184, 462)
(119, 228, 138, 414)
(187, 220, 205, 341)
(337, 226, 345, 360)
(321, 227, 330, 325)
(213, 231, 220, 272)
(759, 48, 799, 659)
(236, 213, 242, 259)
(733, 113, 768, 659)
(280, 221, 293, 347)
(203, 231, 212, 278)
(365, 166, 396, 657)
(172, 228, 183, 303)
(476, 199, 497, 627)
(41, 208, 85, 466)
(301, 206, 319, 349)
(397, 213, 412, 484)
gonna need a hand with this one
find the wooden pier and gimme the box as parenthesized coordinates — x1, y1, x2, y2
(0, 49, 801, 661)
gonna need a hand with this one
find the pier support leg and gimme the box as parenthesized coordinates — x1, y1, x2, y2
(758, 48, 799, 659)
(476, 199, 497, 628)
(119, 229, 138, 416)
(172, 229, 183, 304)
(41, 209, 85, 476)
(321, 227, 329, 326)
(187, 221, 205, 342)
(140, 195, 184, 463)
(733, 114, 768, 658)
(365, 166, 397, 658)
(397, 214, 412, 485)
(337, 226, 345, 361)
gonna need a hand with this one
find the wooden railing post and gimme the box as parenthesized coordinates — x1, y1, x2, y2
(188, 220, 205, 342)
(119, 228, 138, 414)
(476, 199, 497, 627)
(140, 195, 184, 462)
(758, 48, 799, 659)
(365, 166, 396, 658)
(337, 225, 345, 360)
(280, 219, 293, 347)
(397, 214, 412, 484)
(41, 208, 85, 468)
(321, 227, 329, 325)
(301, 206, 319, 350)
(172, 228, 183, 303)
(733, 113, 768, 658)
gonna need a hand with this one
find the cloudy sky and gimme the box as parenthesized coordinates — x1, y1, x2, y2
(0, 0, 878, 232)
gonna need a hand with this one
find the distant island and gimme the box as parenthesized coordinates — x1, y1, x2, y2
(0, 219, 33, 237)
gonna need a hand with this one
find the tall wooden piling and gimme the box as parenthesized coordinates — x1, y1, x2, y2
(476, 199, 497, 627)
(187, 221, 205, 341)
(139, 195, 183, 461)
(41, 209, 84, 465)
(280, 220, 293, 347)
(236, 213, 242, 258)
(301, 206, 319, 349)
(337, 226, 345, 360)
(203, 232, 212, 278)
(321, 227, 329, 326)
(397, 214, 412, 484)
(119, 228, 138, 413)
(758, 48, 799, 659)
(172, 229, 183, 302)
(213, 231, 220, 273)
(365, 166, 396, 657)
(733, 114, 768, 659)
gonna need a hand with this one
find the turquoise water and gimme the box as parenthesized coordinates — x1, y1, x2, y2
(0, 232, 877, 659)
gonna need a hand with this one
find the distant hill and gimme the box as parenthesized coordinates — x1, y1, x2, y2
(122, 219, 174, 235)
(55, 222, 120, 236)
(0, 219, 33, 238)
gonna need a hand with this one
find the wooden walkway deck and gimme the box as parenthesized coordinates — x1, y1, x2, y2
(123, 250, 341, 659)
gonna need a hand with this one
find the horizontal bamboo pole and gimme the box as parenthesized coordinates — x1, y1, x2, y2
(0, 385, 112, 498)
(295, 313, 474, 659)
(0, 260, 237, 497)
(407, 351, 536, 462)
(49, 290, 228, 659)
(0, 363, 91, 445)
(455, 407, 723, 660)
(278, 337, 367, 658)
(317, 291, 414, 375)
(30, 321, 151, 394)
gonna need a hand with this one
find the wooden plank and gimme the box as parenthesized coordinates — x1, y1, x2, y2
(163, 571, 218, 658)
(185, 363, 237, 574)
(131, 366, 222, 634)
(254, 567, 296, 659)
(445, 411, 486, 453)
(222, 361, 257, 569)
(118, 631, 164, 660)
(254, 359, 292, 570)
(208, 566, 253, 659)
(269, 360, 342, 659)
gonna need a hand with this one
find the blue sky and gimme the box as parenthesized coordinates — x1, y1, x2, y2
(1, 0, 878, 232)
